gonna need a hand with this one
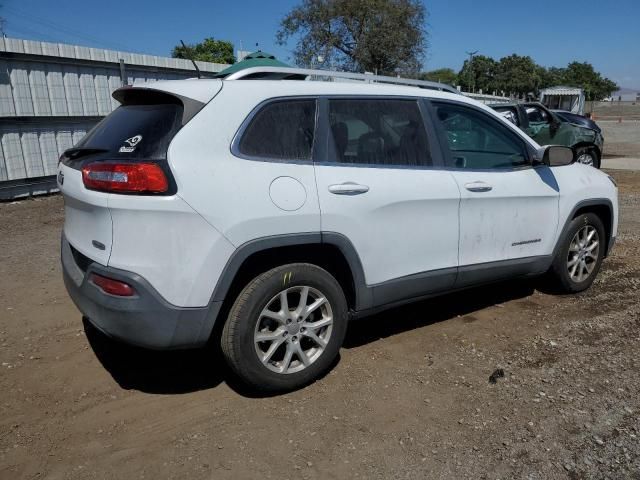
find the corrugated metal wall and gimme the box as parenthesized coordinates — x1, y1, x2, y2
(0, 59, 213, 118)
(0, 120, 95, 181)
(0, 37, 228, 197)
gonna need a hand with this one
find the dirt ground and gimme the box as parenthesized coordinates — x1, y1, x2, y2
(1, 170, 640, 480)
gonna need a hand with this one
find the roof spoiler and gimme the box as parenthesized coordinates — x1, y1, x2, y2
(112, 86, 206, 125)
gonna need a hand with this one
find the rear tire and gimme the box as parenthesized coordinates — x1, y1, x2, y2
(549, 213, 605, 293)
(576, 146, 600, 169)
(221, 263, 348, 392)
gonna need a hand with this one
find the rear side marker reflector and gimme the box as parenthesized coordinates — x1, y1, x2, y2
(90, 273, 135, 297)
(82, 162, 168, 193)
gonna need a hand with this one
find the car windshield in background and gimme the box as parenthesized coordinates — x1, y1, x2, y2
(75, 104, 183, 160)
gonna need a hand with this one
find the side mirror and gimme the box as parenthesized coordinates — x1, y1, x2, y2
(536, 145, 574, 167)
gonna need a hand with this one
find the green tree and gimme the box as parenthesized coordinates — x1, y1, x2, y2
(418, 68, 457, 86)
(172, 37, 235, 64)
(495, 54, 541, 97)
(457, 55, 498, 93)
(276, 0, 428, 75)
(560, 62, 618, 101)
(539, 66, 565, 89)
(452, 54, 617, 100)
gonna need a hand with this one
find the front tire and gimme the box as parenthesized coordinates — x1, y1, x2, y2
(576, 146, 600, 169)
(549, 213, 605, 293)
(221, 263, 348, 392)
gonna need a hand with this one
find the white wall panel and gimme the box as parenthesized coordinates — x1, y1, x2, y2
(28, 63, 52, 116)
(108, 74, 122, 110)
(10, 62, 34, 115)
(62, 65, 83, 115)
(41, 42, 59, 57)
(75, 45, 92, 60)
(1, 129, 27, 180)
(4, 38, 24, 53)
(46, 65, 69, 116)
(21, 131, 45, 177)
(79, 67, 99, 115)
(104, 49, 119, 63)
(38, 129, 60, 175)
(71, 125, 87, 145)
(0, 60, 16, 116)
(58, 43, 75, 58)
(89, 48, 106, 62)
(0, 137, 7, 181)
(23, 40, 43, 55)
(55, 127, 74, 155)
(94, 68, 112, 115)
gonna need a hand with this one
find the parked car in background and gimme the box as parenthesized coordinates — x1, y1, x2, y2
(551, 109, 602, 133)
(490, 102, 604, 168)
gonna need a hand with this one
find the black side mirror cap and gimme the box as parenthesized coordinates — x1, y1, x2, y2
(535, 145, 574, 167)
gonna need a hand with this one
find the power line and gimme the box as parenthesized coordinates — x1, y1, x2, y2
(3, 5, 134, 52)
(5, 23, 62, 44)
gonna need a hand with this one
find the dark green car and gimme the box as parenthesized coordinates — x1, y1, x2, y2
(490, 102, 604, 168)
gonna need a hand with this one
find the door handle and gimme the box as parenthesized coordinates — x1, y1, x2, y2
(464, 181, 493, 192)
(328, 182, 370, 195)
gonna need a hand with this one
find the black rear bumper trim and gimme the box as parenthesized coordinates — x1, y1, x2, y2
(61, 234, 221, 350)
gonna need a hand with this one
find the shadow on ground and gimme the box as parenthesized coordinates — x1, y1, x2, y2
(343, 280, 536, 349)
(84, 279, 537, 396)
(83, 317, 226, 395)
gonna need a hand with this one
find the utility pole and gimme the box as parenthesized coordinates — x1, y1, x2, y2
(465, 50, 478, 93)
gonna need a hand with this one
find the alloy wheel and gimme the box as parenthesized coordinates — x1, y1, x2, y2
(577, 152, 595, 167)
(567, 225, 599, 282)
(254, 286, 333, 374)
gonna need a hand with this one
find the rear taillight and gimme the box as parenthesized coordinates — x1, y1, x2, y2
(82, 162, 168, 193)
(90, 273, 135, 297)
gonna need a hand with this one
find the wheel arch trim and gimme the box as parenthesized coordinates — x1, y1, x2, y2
(209, 232, 371, 310)
(553, 198, 614, 259)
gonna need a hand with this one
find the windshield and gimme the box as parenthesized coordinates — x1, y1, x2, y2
(75, 104, 183, 160)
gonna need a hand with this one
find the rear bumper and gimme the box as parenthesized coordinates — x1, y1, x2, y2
(62, 235, 222, 350)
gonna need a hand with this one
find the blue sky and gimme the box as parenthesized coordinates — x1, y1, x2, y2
(4, 0, 639, 88)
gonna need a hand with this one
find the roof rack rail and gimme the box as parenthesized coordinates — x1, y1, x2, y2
(223, 66, 459, 94)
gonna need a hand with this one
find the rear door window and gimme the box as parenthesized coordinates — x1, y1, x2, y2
(238, 99, 317, 161)
(75, 104, 183, 160)
(328, 98, 431, 167)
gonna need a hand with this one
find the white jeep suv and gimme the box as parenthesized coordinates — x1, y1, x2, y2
(58, 69, 618, 391)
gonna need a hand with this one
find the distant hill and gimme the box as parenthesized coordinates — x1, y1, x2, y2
(613, 87, 639, 95)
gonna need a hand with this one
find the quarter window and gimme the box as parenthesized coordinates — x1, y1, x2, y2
(433, 102, 529, 169)
(328, 99, 431, 167)
(238, 99, 316, 161)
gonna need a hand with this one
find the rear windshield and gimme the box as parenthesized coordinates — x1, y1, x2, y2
(75, 104, 183, 160)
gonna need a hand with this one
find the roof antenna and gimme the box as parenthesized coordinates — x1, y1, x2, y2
(180, 40, 202, 79)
